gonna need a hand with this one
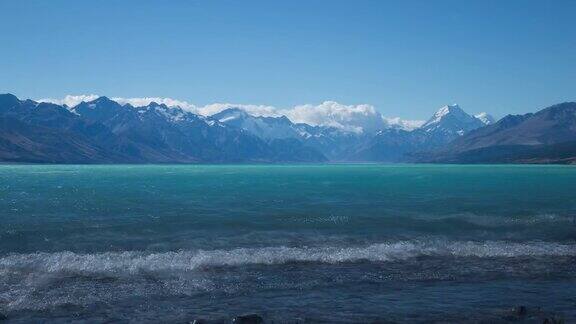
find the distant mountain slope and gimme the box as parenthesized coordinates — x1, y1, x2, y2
(0, 116, 125, 163)
(425, 102, 576, 164)
(432, 141, 576, 164)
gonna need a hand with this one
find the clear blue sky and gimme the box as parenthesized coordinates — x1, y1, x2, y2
(1, 0, 575, 119)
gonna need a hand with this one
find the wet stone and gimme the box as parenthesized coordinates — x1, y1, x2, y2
(232, 314, 264, 324)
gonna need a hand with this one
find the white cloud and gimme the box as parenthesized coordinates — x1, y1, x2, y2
(384, 117, 425, 131)
(282, 101, 384, 133)
(36, 95, 424, 133)
(37, 94, 100, 107)
(197, 101, 425, 132)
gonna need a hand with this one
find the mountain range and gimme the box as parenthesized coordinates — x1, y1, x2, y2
(1, 93, 574, 164)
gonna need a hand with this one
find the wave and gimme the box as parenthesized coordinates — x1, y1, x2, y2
(1, 240, 575, 275)
(421, 212, 575, 227)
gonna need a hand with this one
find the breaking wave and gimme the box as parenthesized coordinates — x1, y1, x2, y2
(1, 240, 575, 276)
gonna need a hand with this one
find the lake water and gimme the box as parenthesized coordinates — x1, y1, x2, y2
(0, 164, 575, 323)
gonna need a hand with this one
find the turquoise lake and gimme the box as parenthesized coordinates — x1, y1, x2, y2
(0, 164, 575, 322)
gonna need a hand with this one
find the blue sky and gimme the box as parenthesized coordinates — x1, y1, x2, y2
(1, 0, 575, 120)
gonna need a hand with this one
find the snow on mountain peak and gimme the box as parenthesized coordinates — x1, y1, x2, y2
(420, 104, 485, 136)
(437, 104, 458, 116)
(474, 112, 496, 125)
(212, 108, 305, 140)
(423, 104, 494, 129)
(424, 104, 464, 126)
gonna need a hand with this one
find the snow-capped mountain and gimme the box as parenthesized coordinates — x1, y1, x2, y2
(349, 104, 489, 161)
(421, 104, 485, 135)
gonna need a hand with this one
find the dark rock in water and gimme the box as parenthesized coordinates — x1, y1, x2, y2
(190, 319, 207, 324)
(503, 306, 566, 323)
(543, 317, 565, 324)
(0, 313, 7, 321)
(232, 314, 264, 324)
(514, 305, 528, 317)
(502, 305, 532, 321)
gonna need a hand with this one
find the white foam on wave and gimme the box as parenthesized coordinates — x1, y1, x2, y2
(1, 240, 575, 276)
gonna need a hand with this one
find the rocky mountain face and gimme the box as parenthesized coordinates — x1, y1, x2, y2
(2, 93, 574, 164)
